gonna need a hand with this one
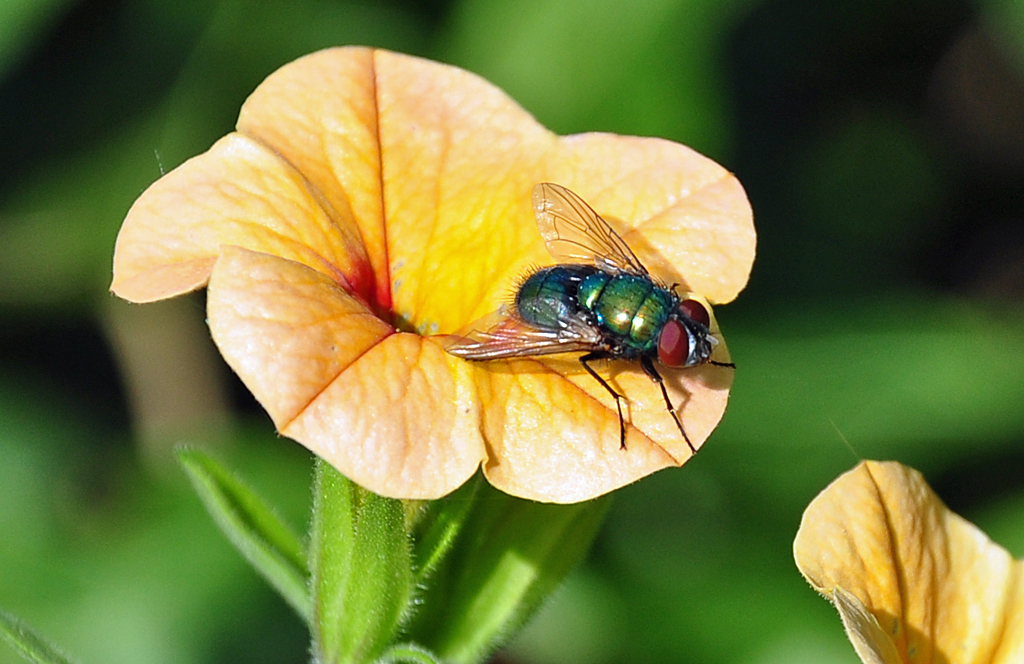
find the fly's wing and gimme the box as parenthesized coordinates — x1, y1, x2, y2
(532, 182, 649, 275)
(440, 304, 603, 360)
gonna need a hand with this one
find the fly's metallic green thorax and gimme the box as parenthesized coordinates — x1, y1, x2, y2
(517, 266, 677, 357)
(580, 273, 675, 353)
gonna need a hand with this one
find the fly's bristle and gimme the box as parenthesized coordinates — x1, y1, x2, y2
(508, 263, 544, 300)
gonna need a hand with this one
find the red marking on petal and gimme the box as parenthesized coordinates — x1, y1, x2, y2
(322, 253, 389, 319)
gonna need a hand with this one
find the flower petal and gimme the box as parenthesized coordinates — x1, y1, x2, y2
(794, 460, 1024, 664)
(478, 303, 732, 502)
(428, 294, 731, 502)
(236, 47, 392, 311)
(477, 361, 679, 503)
(552, 132, 756, 305)
(208, 245, 484, 499)
(207, 246, 391, 426)
(373, 49, 558, 334)
(282, 333, 486, 499)
(112, 132, 373, 304)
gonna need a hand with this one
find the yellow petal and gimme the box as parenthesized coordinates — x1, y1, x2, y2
(551, 132, 756, 305)
(236, 47, 392, 310)
(794, 460, 1024, 664)
(368, 50, 741, 496)
(283, 333, 486, 499)
(373, 48, 558, 334)
(477, 359, 678, 503)
(207, 246, 391, 426)
(476, 355, 731, 503)
(112, 132, 373, 304)
(207, 246, 485, 499)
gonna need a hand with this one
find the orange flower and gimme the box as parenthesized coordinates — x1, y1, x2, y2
(795, 460, 1024, 664)
(111, 47, 755, 503)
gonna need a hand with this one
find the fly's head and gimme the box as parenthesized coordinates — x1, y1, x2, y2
(657, 298, 716, 368)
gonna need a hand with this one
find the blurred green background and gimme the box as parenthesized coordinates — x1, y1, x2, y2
(2, 0, 1024, 662)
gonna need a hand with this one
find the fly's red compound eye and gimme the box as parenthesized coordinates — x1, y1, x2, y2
(678, 299, 710, 328)
(657, 319, 690, 367)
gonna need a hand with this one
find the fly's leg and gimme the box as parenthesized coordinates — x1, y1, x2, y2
(640, 356, 696, 455)
(711, 360, 736, 368)
(579, 351, 628, 450)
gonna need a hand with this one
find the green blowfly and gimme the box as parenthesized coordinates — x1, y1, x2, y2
(442, 182, 733, 452)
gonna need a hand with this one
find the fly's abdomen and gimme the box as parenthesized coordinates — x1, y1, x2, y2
(515, 265, 599, 329)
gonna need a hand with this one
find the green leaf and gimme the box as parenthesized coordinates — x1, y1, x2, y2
(0, 608, 78, 664)
(176, 447, 311, 623)
(310, 459, 413, 664)
(410, 483, 612, 664)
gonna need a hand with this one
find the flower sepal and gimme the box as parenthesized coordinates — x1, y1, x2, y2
(310, 460, 413, 664)
(304, 463, 610, 664)
(405, 481, 612, 664)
